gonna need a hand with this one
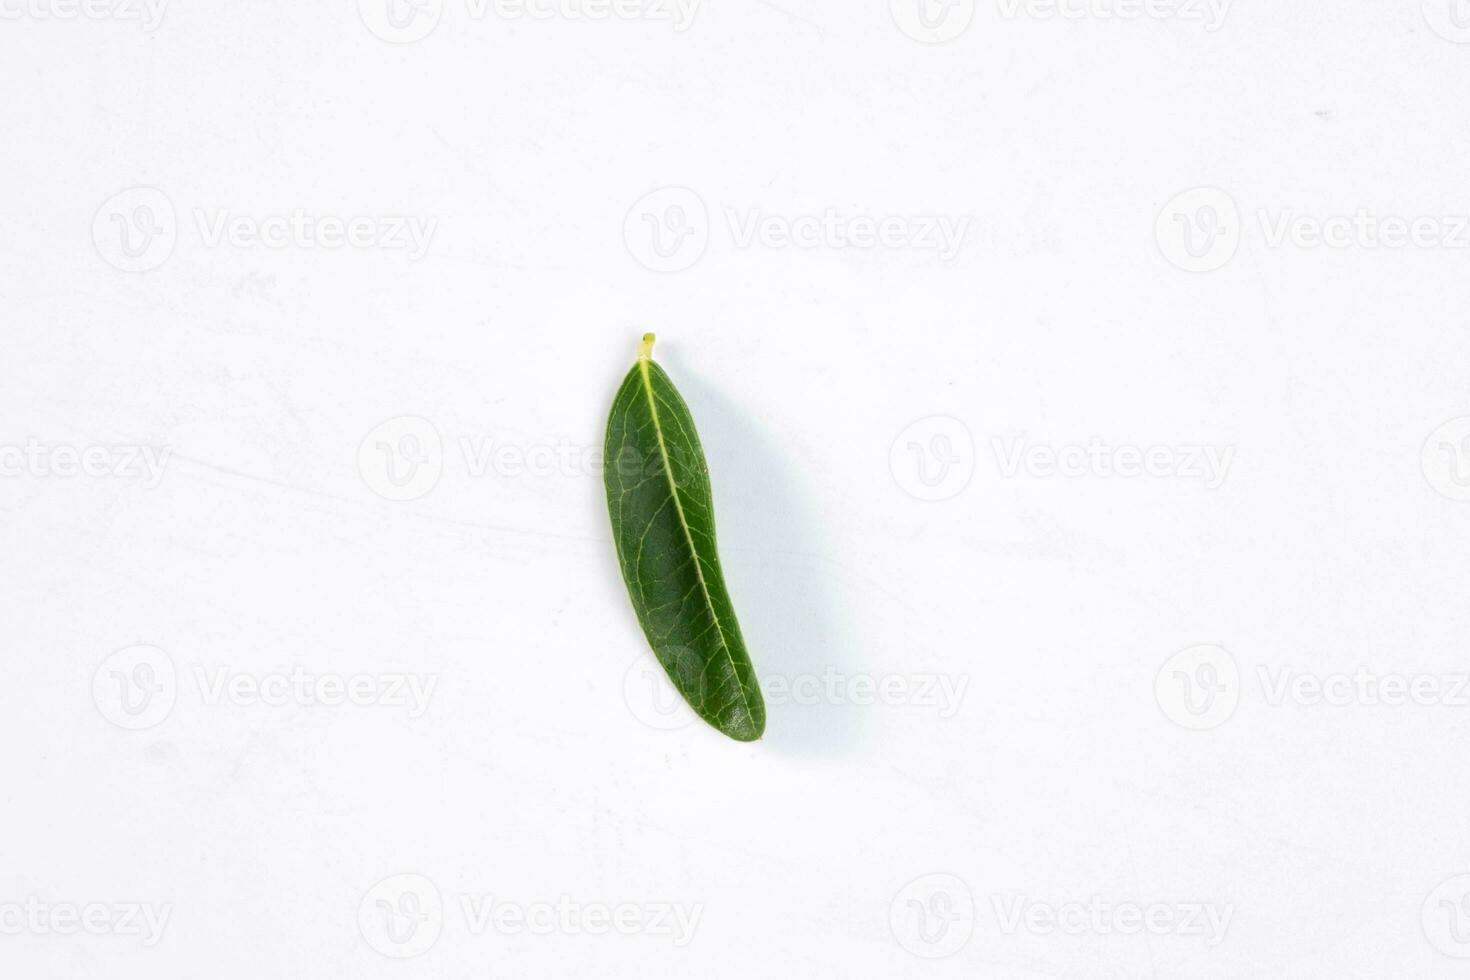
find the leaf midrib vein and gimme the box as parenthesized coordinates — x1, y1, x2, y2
(637, 359, 757, 732)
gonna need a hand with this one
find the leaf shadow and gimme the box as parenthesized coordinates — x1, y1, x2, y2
(661, 349, 867, 757)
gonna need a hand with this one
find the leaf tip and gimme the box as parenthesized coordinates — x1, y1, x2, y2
(722, 711, 765, 742)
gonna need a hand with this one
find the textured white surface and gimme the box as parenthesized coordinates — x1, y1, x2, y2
(4, 2, 1470, 977)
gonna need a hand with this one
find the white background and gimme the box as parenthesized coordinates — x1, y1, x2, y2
(4, 0, 1470, 977)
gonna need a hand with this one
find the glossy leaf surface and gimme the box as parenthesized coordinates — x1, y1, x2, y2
(604, 335, 765, 742)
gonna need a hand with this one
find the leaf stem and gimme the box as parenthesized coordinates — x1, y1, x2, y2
(638, 332, 656, 361)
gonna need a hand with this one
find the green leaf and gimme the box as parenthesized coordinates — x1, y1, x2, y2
(604, 333, 766, 742)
